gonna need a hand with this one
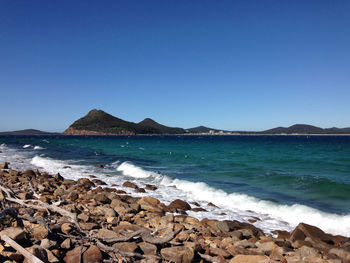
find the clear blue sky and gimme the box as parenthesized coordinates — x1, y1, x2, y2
(1, 0, 349, 132)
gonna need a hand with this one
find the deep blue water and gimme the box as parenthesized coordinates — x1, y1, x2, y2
(1, 135, 350, 215)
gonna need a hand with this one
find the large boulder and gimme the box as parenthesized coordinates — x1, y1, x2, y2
(160, 246, 194, 263)
(168, 199, 191, 211)
(290, 223, 334, 245)
(0, 162, 9, 169)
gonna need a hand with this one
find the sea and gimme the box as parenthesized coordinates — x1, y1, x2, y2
(0, 135, 349, 237)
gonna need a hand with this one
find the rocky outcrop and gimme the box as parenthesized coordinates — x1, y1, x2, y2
(0, 163, 349, 263)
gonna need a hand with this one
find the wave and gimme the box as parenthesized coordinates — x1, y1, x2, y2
(23, 144, 31, 148)
(34, 146, 45, 150)
(161, 176, 350, 237)
(117, 161, 162, 179)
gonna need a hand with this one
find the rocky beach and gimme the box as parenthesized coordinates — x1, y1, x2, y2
(0, 161, 349, 263)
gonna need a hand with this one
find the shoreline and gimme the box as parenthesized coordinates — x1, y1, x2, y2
(0, 163, 349, 262)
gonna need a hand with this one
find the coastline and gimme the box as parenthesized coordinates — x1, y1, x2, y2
(0, 163, 349, 262)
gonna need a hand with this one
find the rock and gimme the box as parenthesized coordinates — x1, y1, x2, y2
(77, 213, 89, 222)
(61, 223, 72, 234)
(113, 242, 138, 253)
(136, 188, 146, 193)
(83, 245, 102, 263)
(138, 242, 157, 255)
(40, 239, 57, 249)
(0, 227, 25, 241)
(96, 164, 104, 168)
(160, 246, 194, 263)
(209, 247, 231, 258)
(32, 225, 49, 240)
(290, 223, 334, 245)
(0, 162, 9, 169)
(168, 199, 191, 211)
(64, 246, 87, 263)
(256, 241, 278, 254)
(230, 255, 270, 263)
(269, 246, 286, 261)
(61, 238, 71, 249)
(78, 178, 95, 189)
(137, 196, 163, 213)
(297, 245, 319, 259)
(191, 207, 207, 212)
(122, 181, 138, 189)
(328, 248, 350, 261)
(23, 245, 48, 263)
(93, 193, 109, 203)
(208, 202, 218, 207)
(145, 184, 157, 191)
(55, 173, 64, 181)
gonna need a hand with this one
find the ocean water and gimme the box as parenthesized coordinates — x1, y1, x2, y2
(0, 135, 350, 236)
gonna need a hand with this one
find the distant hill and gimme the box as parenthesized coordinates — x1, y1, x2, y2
(64, 109, 185, 135)
(186, 126, 222, 133)
(0, 129, 57, 135)
(138, 118, 185, 134)
(262, 124, 349, 134)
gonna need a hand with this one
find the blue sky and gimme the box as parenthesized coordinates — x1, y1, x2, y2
(0, 0, 349, 132)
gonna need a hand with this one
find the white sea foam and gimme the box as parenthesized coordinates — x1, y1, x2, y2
(23, 144, 31, 148)
(117, 161, 161, 179)
(160, 177, 350, 236)
(34, 146, 44, 150)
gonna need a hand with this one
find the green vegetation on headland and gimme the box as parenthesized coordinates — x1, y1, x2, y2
(63, 109, 350, 135)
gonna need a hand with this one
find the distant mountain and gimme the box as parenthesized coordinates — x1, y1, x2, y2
(64, 109, 185, 135)
(138, 118, 185, 134)
(186, 126, 221, 133)
(0, 129, 57, 135)
(263, 124, 324, 134)
(326, 127, 350, 133)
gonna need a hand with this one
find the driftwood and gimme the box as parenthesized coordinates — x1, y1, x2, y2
(29, 179, 41, 199)
(0, 184, 82, 232)
(99, 226, 182, 245)
(0, 234, 44, 263)
(96, 240, 144, 259)
(141, 226, 182, 244)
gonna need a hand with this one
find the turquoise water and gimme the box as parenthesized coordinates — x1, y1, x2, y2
(1, 135, 350, 235)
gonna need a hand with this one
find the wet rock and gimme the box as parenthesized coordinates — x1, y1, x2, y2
(160, 246, 194, 263)
(145, 184, 157, 191)
(136, 188, 146, 193)
(208, 202, 218, 207)
(123, 181, 138, 189)
(0, 162, 9, 169)
(96, 164, 104, 168)
(92, 179, 106, 185)
(168, 199, 191, 211)
(55, 173, 64, 181)
(82, 245, 102, 263)
(0, 227, 25, 242)
(191, 207, 207, 212)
